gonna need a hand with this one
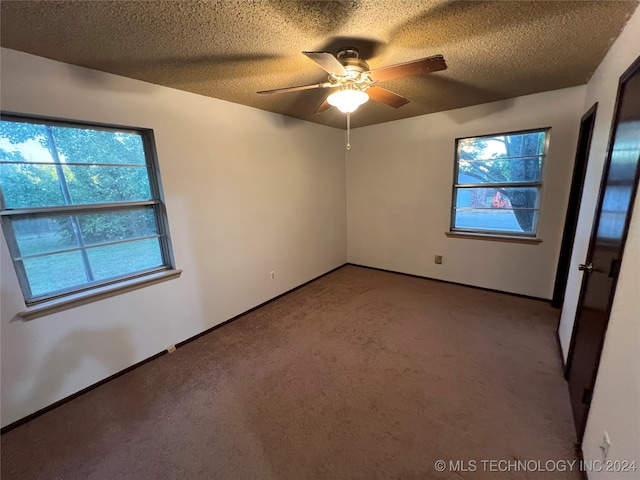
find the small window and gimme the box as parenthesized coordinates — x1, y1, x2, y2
(450, 128, 549, 237)
(0, 114, 175, 304)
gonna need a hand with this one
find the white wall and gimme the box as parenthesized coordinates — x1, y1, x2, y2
(0, 48, 347, 427)
(346, 86, 586, 299)
(557, 7, 640, 478)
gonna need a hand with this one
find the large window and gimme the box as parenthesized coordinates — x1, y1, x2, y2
(450, 128, 549, 237)
(0, 114, 175, 305)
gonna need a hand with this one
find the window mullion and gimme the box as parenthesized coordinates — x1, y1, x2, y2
(457, 154, 544, 163)
(15, 234, 164, 261)
(454, 182, 542, 189)
(1, 200, 159, 217)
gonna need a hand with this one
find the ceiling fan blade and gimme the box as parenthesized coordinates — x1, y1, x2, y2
(313, 98, 331, 114)
(366, 86, 410, 108)
(369, 55, 447, 83)
(302, 51, 348, 76)
(257, 82, 332, 95)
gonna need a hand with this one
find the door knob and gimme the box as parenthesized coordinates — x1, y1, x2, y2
(578, 262, 593, 272)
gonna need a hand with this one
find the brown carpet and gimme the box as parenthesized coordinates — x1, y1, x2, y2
(1, 265, 580, 480)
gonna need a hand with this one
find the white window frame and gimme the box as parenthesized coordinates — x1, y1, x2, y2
(449, 127, 550, 242)
(0, 113, 177, 307)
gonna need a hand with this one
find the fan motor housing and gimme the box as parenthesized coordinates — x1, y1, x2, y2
(337, 48, 370, 75)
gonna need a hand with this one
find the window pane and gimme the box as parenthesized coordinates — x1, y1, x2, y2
(454, 208, 537, 234)
(0, 163, 65, 208)
(454, 186, 540, 234)
(76, 208, 158, 245)
(13, 217, 77, 257)
(455, 187, 540, 209)
(457, 157, 542, 184)
(12, 208, 159, 259)
(1, 120, 151, 209)
(50, 126, 147, 165)
(22, 237, 163, 298)
(86, 238, 163, 281)
(0, 120, 52, 164)
(459, 131, 546, 161)
(23, 250, 89, 297)
(0, 159, 150, 208)
(0, 120, 146, 165)
(64, 165, 151, 204)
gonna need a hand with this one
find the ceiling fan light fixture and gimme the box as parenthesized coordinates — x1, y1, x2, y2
(327, 87, 369, 113)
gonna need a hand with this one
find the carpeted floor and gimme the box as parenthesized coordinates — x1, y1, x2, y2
(1, 265, 580, 480)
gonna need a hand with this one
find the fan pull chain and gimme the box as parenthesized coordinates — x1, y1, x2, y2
(346, 112, 351, 150)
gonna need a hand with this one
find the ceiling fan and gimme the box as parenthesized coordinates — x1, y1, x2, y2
(257, 47, 447, 115)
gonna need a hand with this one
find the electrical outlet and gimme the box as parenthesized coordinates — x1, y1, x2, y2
(167, 345, 176, 354)
(435, 255, 443, 265)
(600, 431, 611, 460)
(270, 271, 276, 280)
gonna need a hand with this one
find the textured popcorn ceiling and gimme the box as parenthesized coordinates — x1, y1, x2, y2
(1, 1, 638, 129)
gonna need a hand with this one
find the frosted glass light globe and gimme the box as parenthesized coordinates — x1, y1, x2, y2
(327, 89, 369, 113)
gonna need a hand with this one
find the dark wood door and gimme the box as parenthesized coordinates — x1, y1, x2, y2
(565, 56, 640, 442)
(552, 103, 598, 308)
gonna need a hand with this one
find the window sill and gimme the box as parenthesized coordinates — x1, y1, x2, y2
(17, 269, 183, 321)
(445, 231, 542, 244)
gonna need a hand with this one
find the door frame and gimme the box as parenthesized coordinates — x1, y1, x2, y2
(552, 102, 598, 309)
(564, 55, 640, 440)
